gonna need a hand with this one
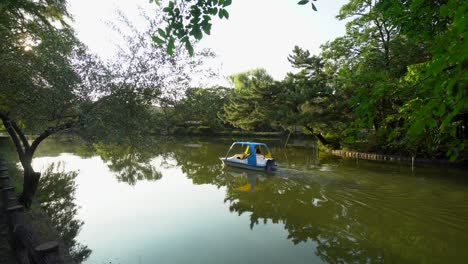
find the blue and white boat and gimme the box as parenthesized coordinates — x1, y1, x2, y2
(220, 142, 277, 172)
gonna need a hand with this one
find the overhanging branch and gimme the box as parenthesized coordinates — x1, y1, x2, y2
(11, 121, 31, 153)
(30, 120, 81, 155)
(0, 112, 27, 163)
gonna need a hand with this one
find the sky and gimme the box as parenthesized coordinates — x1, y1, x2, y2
(68, 0, 349, 83)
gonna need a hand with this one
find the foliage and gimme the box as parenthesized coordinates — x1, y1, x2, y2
(275, 47, 346, 146)
(151, 0, 319, 55)
(82, 10, 215, 141)
(218, 49, 345, 146)
(220, 69, 279, 131)
(0, 0, 96, 206)
(321, 0, 467, 159)
(0, 1, 214, 206)
(150, 0, 232, 55)
(146, 0, 467, 159)
(175, 86, 230, 129)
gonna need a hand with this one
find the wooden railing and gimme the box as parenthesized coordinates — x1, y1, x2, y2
(0, 160, 62, 264)
(327, 149, 453, 165)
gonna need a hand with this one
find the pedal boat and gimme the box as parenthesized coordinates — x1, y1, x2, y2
(220, 142, 277, 172)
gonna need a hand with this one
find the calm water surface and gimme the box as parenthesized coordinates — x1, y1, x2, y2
(31, 138, 468, 264)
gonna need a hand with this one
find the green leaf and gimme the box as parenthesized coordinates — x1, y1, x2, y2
(201, 23, 212, 35)
(434, 103, 446, 117)
(298, 0, 309, 5)
(167, 37, 175, 55)
(151, 36, 165, 44)
(185, 41, 194, 56)
(192, 27, 203, 40)
(224, 0, 232, 7)
(311, 3, 317, 11)
(426, 118, 437, 128)
(408, 119, 425, 137)
(157, 28, 166, 39)
(224, 9, 229, 19)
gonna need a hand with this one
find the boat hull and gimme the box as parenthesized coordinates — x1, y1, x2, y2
(220, 158, 276, 171)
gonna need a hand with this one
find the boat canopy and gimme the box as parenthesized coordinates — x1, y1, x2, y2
(225, 142, 273, 166)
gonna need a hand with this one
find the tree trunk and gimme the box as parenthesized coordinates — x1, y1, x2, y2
(19, 163, 41, 208)
(1, 112, 79, 208)
(314, 133, 329, 146)
(304, 125, 329, 146)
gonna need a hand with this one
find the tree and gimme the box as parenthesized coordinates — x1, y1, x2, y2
(274, 46, 345, 146)
(175, 86, 230, 129)
(397, 0, 467, 159)
(0, 2, 214, 207)
(220, 69, 280, 131)
(321, 0, 467, 158)
(0, 0, 94, 207)
(110, 10, 216, 135)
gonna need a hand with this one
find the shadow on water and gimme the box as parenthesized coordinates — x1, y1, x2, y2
(37, 162, 91, 263)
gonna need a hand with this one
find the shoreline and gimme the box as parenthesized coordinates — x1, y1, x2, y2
(0, 143, 77, 263)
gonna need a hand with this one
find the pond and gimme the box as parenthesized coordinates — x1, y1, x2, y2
(29, 137, 468, 264)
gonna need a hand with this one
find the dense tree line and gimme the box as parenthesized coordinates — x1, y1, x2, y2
(167, 0, 466, 161)
(1, 0, 466, 210)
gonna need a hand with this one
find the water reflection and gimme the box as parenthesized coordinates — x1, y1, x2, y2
(161, 140, 468, 263)
(37, 162, 91, 263)
(30, 138, 468, 264)
(94, 143, 162, 185)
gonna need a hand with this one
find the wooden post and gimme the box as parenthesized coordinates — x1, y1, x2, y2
(35, 241, 59, 254)
(284, 130, 292, 148)
(2, 186, 14, 192)
(6, 205, 24, 213)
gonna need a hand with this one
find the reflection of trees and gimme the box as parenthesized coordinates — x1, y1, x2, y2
(165, 139, 463, 264)
(165, 140, 227, 185)
(225, 175, 365, 263)
(37, 162, 91, 263)
(222, 171, 464, 264)
(33, 136, 96, 158)
(95, 143, 162, 185)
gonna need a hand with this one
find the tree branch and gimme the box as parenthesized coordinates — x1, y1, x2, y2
(11, 121, 31, 153)
(30, 120, 81, 155)
(0, 112, 26, 163)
